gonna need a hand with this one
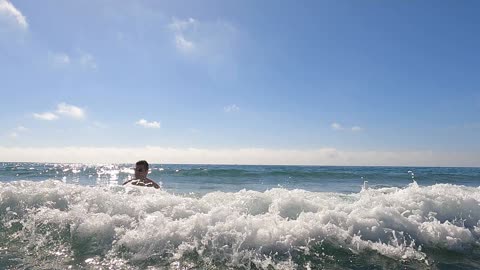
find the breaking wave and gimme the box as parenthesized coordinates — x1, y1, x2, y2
(1, 180, 479, 269)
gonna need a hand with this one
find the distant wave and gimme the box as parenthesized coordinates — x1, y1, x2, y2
(1, 180, 479, 269)
(2, 164, 479, 191)
(160, 168, 363, 179)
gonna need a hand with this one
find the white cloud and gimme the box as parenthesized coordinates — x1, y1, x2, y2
(49, 52, 71, 67)
(136, 119, 160, 129)
(0, 0, 28, 30)
(351, 126, 363, 132)
(224, 104, 240, 113)
(56, 103, 86, 119)
(33, 103, 85, 121)
(175, 35, 195, 52)
(331, 122, 343, 130)
(332, 122, 363, 132)
(8, 132, 17, 138)
(79, 52, 97, 70)
(33, 112, 59, 121)
(0, 146, 478, 167)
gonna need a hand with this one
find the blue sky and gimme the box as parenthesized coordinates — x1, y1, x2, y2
(1, 0, 479, 166)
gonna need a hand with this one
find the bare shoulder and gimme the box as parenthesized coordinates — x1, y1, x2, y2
(122, 179, 134, 185)
(146, 178, 161, 189)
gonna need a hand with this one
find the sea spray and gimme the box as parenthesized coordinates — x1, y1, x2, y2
(1, 180, 480, 269)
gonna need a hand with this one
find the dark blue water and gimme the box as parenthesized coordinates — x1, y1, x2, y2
(1, 162, 479, 194)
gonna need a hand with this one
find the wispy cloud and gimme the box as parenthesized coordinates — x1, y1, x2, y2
(167, 17, 237, 56)
(169, 17, 197, 32)
(79, 52, 97, 70)
(224, 104, 240, 113)
(136, 119, 160, 129)
(48, 52, 71, 67)
(15, 125, 28, 132)
(92, 121, 108, 129)
(0, 0, 28, 30)
(8, 131, 18, 138)
(166, 17, 239, 81)
(48, 51, 97, 70)
(331, 122, 364, 132)
(56, 102, 86, 119)
(33, 112, 59, 121)
(168, 17, 197, 53)
(7, 125, 29, 139)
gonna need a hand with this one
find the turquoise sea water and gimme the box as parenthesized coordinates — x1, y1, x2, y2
(1, 163, 479, 269)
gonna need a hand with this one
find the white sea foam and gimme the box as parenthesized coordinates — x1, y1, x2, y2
(1, 180, 479, 268)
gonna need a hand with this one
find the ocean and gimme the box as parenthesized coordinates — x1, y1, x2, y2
(0, 162, 479, 269)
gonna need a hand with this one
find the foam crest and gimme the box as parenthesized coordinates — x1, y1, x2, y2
(1, 180, 479, 269)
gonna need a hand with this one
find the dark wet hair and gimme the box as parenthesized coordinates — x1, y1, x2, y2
(136, 160, 149, 170)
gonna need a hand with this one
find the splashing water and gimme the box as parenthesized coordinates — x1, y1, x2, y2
(1, 179, 480, 269)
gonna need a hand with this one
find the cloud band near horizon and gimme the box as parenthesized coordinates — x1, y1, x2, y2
(0, 146, 478, 167)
